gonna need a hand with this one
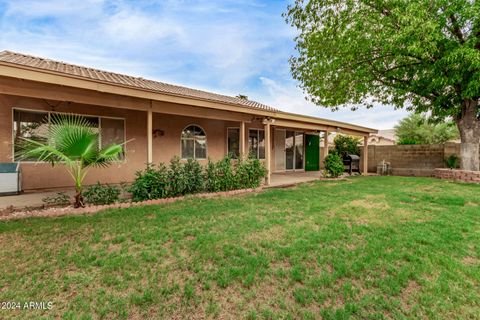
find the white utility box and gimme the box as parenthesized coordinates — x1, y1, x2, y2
(0, 163, 21, 195)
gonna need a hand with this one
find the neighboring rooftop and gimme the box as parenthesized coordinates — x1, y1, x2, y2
(0, 50, 276, 112)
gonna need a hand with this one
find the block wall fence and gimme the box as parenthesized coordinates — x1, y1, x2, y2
(355, 143, 480, 177)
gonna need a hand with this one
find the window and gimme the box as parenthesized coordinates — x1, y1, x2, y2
(13, 110, 49, 161)
(181, 125, 207, 159)
(227, 128, 240, 158)
(13, 109, 126, 161)
(100, 117, 126, 159)
(248, 129, 265, 159)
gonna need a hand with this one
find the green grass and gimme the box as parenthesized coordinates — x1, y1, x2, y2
(1, 176, 479, 319)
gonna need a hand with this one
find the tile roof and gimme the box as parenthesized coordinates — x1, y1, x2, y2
(0, 50, 277, 112)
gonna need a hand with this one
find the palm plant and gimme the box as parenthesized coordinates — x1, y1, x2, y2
(16, 114, 126, 208)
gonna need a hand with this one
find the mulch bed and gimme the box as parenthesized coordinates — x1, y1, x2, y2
(0, 188, 262, 221)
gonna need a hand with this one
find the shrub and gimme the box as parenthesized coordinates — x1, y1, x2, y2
(42, 192, 70, 207)
(183, 158, 204, 194)
(216, 156, 238, 191)
(205, 159, 221, 193)
(83, 182, 121, 205)
(236, 157, 267, 189)
(130, 155, 267, 202)
(333, 135, 360, 156)
(128, 164, 169, 202)
(168, 157, 189, 196)
(324, 153, 344, 178)
(445, 154, 460, 169)
(205, 156, 237, 192)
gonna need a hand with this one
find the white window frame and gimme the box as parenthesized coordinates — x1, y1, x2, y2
(248, 129, 265, 160)
(226, 127, 240, 159)
(12, 107, 127, 163)
(180, 124, 207, 160)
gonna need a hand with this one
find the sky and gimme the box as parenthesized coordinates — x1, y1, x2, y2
(0, 0, 409, 129)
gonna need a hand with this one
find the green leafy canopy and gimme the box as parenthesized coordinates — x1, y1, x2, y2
(285, 0, 480, 119)
(395, 113, 459, 144)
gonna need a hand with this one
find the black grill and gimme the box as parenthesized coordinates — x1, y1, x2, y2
(343, 154, 360, 175)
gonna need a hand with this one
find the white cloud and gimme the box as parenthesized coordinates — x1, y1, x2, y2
(0, 0, 407, 130)
(254, 77, 409, 130)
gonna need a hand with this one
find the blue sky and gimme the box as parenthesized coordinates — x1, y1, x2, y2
(0, 0, 408, 129)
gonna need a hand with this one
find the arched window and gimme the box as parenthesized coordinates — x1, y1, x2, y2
(181, 125, 207, 159)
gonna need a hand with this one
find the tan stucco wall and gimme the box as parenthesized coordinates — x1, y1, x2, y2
(1, 94, 148, 190)
(0, 94, 273, 190)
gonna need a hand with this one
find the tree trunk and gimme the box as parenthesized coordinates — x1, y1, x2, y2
(74, 189, 85, 208)
(456, 99, 480, 171)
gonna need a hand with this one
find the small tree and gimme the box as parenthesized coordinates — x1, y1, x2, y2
(16, 114, 125, 208)
(333, 135, 361, 156)
(395, 113, 459, 145)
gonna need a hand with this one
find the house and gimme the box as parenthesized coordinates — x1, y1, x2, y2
(366, 129, 396, 146)
(0, 51, 377, 191)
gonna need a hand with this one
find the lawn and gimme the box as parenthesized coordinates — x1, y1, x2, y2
(0, 176, 479, 319)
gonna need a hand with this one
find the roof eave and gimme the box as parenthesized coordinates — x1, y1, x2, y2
(0, 61, 377, 135)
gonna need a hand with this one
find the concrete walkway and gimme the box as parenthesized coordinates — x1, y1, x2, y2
(0, 189, 75, 210)
(269, 171, 322, 188)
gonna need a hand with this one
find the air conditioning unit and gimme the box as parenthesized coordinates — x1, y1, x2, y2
(0, 163, 21, 195)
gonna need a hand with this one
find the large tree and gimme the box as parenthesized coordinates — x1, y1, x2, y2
(286, 0, 480, 170)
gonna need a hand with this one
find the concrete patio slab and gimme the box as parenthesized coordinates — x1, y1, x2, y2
(0, 189, 75, 210)
(269, 171, 322, 188)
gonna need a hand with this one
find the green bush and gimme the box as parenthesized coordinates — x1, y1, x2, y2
(333, 135, 360, 156)
(205, 159, 221, 193)
(183, 158, 205, 194)
(130, 156, 267, 202)
(168, 157, 189, 196)
(83, 182, 121, 205)
(324, 153, 344, 178)
(236, 157, 267, 189)
(128, 164, 169, 202)
(445, 154, 460, 169)
(205, 156, 237, 192)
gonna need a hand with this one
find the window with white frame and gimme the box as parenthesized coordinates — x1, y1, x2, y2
(13, 109, 126, 161)
(181, 125, 207, 159)
(248, 129, 265, 159)
(227, 128, 240, 158)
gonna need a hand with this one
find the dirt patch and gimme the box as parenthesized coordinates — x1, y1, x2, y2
(349, 194, 390, 211)
(244, 224, 285, 242)
(399, 280, 421, 312)
(461, 256, 479, 266)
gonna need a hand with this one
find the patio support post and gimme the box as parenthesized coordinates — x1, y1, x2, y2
(362, 135, 368, 175)
(147, 108, 153, 164)
(264, 122, 271, 185)
(322, 130, 329, 164)
(239, 121, 246, 159)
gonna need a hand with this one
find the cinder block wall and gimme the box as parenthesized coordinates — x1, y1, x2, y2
(361, 143, 479, 177)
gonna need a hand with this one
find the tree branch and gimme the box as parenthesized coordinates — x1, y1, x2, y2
(449, 14, 465, 43)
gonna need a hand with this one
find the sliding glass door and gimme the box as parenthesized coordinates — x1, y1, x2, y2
(285, 131, 304, 171)
(285, 131, 295, 170)
(295, 132, 304, 170)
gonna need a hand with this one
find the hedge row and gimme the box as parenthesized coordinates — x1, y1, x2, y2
(128, 156, 267, 202)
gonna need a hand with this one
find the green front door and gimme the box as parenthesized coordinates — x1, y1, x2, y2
(305, 134, 320, 171)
